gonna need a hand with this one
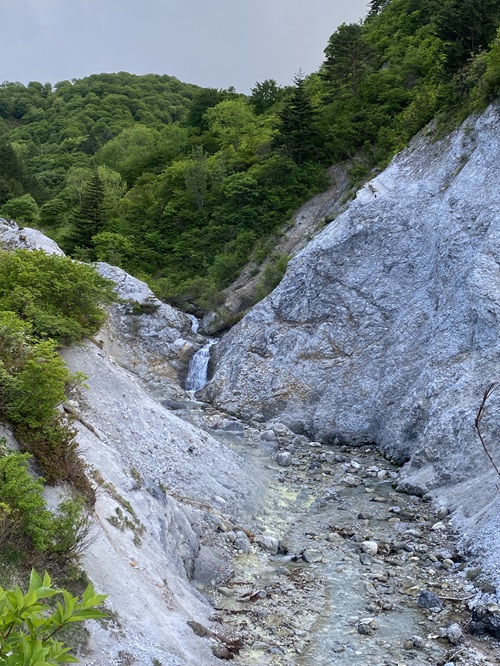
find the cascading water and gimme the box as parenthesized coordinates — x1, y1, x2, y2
(185, 338, 217, 392)
(186, 314, 200, 334)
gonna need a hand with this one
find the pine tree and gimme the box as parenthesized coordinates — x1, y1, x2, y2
(430, 0, 500, 68)
(321, 23, 374, 98)
(368, 0, 391, 17)
(68, 169, 107, 253)
(275, 73, 319, 165)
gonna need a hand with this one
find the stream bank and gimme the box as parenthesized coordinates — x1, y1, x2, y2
(175, 398, 500, 666)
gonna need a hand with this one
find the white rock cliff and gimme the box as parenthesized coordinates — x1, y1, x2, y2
(204, 104, 500, 581)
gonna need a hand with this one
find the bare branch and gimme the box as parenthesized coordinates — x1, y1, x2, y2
(474, 383, 500, 483)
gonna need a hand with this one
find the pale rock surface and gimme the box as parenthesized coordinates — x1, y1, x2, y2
(204, 104, 500, 585)
(62, 341, 262, 665)
(94, 263, 202, 399)
(0, 218, 65, 254)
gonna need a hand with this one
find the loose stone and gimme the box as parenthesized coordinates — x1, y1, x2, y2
(275, 451, 292, 467)
(417, 589, 442, 610)
(234, 531, 251, 554)
(357, 622, 373, 636)
(446, 623, 465, 645)
(361, 541, 379, 556)
(360, 552, 373, 566)
(258, 535, 281, 555)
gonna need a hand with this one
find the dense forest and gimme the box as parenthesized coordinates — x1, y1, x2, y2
(2, 0, 500, 315)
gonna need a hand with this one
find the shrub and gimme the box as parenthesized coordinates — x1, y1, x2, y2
(0, 449, 58, 551)
(0, 310, 93, 496)
(0, 444, 93, 558)
(0, 249, 116, 344)
(254, 254, 291, 302)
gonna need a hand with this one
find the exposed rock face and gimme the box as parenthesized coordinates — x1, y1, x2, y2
(0, 218, 65, 254)
(205, 104, 500, 559)
(61, 341, 262, 665)
(0, 219, 259, 663)
(94, 263, 202, 398)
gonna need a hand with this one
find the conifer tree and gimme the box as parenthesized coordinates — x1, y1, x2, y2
(321, 23, 374, 98)
(275, 73, 319, 165)
(68, 169, 107, 253)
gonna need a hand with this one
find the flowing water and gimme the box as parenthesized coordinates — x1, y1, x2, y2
(186, 314, 200, 334)
(175, 400, 497, 665)
(185, 338, 217, 391)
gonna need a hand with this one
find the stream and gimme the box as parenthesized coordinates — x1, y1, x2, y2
(178, 334, 498, 665)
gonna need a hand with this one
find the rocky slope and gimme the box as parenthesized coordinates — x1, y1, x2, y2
(0, 218, 264, 665)
(204, 104, 500, 585)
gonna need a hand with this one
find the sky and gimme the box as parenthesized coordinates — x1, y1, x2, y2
(1, 0, 369, 92)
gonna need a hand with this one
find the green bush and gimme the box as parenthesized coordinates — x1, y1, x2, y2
(0, 193, 39, 224)
(0, 443, 92, 558)
(0, 449, 60, 551)
(254, 254, 291, 303)
(0, 312, 92, 493)
(0, 250, 116, 344)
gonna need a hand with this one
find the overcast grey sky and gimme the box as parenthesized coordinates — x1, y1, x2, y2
(2, 0, 369, 92)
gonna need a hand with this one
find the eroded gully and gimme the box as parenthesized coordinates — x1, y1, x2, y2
(176, 339, 499, 665)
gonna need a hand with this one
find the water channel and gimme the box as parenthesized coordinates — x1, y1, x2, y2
(178, 330, 496, 665)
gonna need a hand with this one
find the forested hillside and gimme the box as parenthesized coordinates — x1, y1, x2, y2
(2, 0, 500, 313)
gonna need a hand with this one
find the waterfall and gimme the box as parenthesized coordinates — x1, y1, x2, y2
(185, 339, 217, 392)
(186, 314, 199, 334)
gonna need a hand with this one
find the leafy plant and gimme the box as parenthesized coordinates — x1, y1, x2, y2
(0, 250, 116, 344)
(0, 569, 106, 665)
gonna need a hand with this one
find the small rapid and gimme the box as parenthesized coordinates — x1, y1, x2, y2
(185, 338, 217, 392)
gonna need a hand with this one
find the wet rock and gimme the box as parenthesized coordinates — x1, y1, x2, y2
(417, 589, 442, 610)
(357, 512, 374, 520)
(446, 623, 465, 645)
(260, 430, 277, 442)
(302, 549, 323, 563)
(360, 552, 373, 566)
(361, 541, 379, 556)
(258, 535, 281, 555)
(275, 451, 292, 467)
(223, 421, 245, 434)
(234, 531, 251, 554)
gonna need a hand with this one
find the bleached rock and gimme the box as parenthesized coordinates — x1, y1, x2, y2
(204, 104, 500, 586)
(0, 218, 64, 254)
(94, 263, 199, 399)
(62, 341, 262, 665)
